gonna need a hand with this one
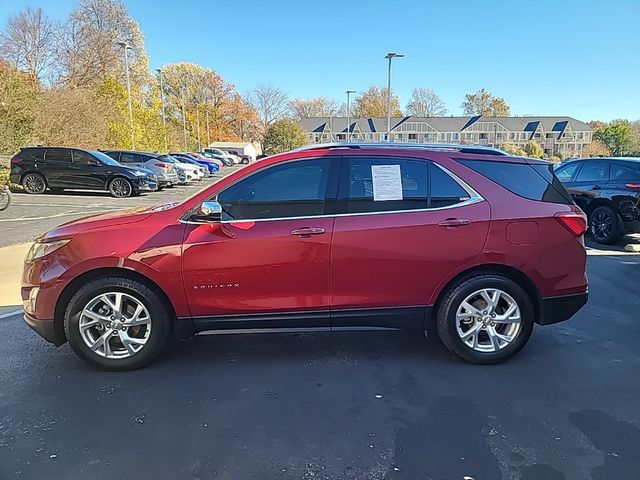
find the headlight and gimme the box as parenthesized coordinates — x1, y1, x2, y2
(26, 239, 70, 262)
(134, 171, 146, 176)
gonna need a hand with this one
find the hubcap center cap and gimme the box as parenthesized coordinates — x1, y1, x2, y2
(481, 315, 491, 326)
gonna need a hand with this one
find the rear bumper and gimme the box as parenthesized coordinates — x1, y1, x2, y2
(24, 312, 65, 346)
(539, 291, 588, 325)
(622, 220, 640, 234)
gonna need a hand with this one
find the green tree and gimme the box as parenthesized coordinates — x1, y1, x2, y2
(263, 119, 307, 155)
(0, 61, 40, 154)
(523, 141, 544, 158)
(461, 88, 510, 116)
(352, 86, 402, 117)
(593, 120, 632, 155)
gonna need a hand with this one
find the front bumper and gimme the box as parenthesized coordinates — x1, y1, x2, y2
(539, 291, 588, 325)
(24, 312, 65, 346)
(135, 177, 158, 191)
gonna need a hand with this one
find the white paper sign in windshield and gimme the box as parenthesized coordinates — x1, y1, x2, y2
(371, 164, 403, 201)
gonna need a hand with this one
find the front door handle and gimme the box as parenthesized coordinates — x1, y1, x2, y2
(291, 227, 326, 237)
(438, 218, 471, 227)
(592, 185, 602, 190)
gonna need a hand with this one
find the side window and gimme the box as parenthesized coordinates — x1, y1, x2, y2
(430, 165, 471, 208)
(611, 164, 640, 181)
(104, 152, 120, 161)
(19, 148, 45, 161)
(217, 158, 331, 220)
(120, 153, 139, 164)
(72, 151, 97, 164)
(344, 157, 428, 214)
(45, 148, 72, 163)
(555, 162, 580, 182)
(576, 161, 610, 182)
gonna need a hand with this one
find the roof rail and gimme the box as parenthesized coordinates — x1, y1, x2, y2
(291, 142, 507, 156)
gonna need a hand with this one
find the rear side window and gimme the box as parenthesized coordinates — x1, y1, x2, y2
(458, 159, 572, 205)
(576, 161, 610, 182)
(431, 165, 471, 208)
(119, 153, 139, 164)
(45, 148, 72, 163)
(611, 163, 640, 181)
(18, 148, 45, 160)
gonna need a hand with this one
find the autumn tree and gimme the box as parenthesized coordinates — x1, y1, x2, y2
(461, 88, 510, 116)
(289, 97, 340, 119)
(405, 88, 447, 117)
(583, 139, 611, 157)
(593, 120, 632, 155)
(0, 61, 40, 154)
(351, 86, 401, 118)
(523, 141, 544, 158)
(263, 119, 307, 155)
(500, 143, 526, 156)
(0, 7, 57, 83)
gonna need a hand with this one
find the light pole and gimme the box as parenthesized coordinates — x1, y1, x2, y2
(180, 86, 187, 150)
(156, 68, 167, 151)
(118, 42, 135, 149)
(345, 90, 356, 142)
(205, 108, 210, 147)
(385, 52, 403, 141)
(196, 103, 201, 151)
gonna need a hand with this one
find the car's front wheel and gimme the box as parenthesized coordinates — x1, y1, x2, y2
(108, 177, 133, 198)
(589, 205, 623, 244)
(64, 276, 172, 370)
(436, 274, 534, 364)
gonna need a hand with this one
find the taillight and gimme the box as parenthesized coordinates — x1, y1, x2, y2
(555, 211, 587, 236)
(154, 162, 167, 168)
(625, 183, 640, 192)
(10, 156, 22, 164)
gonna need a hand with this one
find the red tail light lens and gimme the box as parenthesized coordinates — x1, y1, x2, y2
(10, 156, 22, 164)
(555, 211, 587, 236)
(625, 183, 640, 192)
(154, 162, 167, 168)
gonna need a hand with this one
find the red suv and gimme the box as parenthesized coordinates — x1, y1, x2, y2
(21, 144, 588, 370)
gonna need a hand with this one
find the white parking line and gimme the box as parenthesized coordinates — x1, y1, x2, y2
(0, 309, 22, 320)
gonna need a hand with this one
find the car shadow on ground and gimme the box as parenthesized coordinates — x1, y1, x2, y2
(585, 233, 640, 253)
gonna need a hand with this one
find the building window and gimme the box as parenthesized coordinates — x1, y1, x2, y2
(520, 133, 527, 140)
(577, 132, 584, 140)
(509, 133, 515, 140)
(452, 133, 459, 140)
(408, 133, 418, 141)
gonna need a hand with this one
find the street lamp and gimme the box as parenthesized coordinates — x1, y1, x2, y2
(156, 68, 167, 151)
(345, 90, 356, 142)
(384, 52, 403, 141)
(117, 41, 135, 149)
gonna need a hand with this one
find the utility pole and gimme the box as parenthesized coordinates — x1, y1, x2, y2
(345, 90, 356, 142)
(196, 103, 201, 151)
(205, 108, 210, 146)
(156, 68, 167, 151)
(385, 52, 404, 141)
(181, 86, 187, 151)
(118, 42, 135, 149)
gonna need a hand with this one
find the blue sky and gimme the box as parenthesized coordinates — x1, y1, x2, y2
(1, 0, 639, 121)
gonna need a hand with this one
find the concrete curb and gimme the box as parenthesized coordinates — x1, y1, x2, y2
(624, 244, 640, 252)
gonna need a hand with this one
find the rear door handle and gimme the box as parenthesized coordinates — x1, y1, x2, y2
(290, 227, 326, 237)
(438, 218, 471, 227)
(592, 185, 602, 190)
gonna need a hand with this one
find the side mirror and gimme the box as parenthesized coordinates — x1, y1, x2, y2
(194, 200, 222, 223)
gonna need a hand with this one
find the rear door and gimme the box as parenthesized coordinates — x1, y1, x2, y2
(42, 148, 73, 186)
(330, 156, 491, 329)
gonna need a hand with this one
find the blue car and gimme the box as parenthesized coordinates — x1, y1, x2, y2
(169, 153, 219, 175)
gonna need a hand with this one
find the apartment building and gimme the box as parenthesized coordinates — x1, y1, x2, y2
(299, 115, 593, 158)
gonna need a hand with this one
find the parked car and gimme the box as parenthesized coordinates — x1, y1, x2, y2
(102, 151, 180, 189)
(170, 153, 220, 174)
(9, 147, 157, 198)
(22, 143, 588, 370)
(203, 147, 239, 165)
(225, 150, 251, 164)
(554, 157, 640, 244)
(164, 155, 207, 182)
(199, 151, 232, 167)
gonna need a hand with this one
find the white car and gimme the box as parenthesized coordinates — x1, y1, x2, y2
(168, 157, 206, 182)
(203, 148, 240, 165)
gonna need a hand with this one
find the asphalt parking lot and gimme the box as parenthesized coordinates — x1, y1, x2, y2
(1, 167, 639, 480)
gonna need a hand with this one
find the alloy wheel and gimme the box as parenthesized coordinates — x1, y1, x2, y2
(78, 292, 152, 359)
(455, 288, 522, 353)
(23, 174, 46, 194)
(591, 210, 612, 242)
(110, 178, 132, 197)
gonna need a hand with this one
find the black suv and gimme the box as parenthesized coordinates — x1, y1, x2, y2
(9, 147, 158, 198)
(555, 157, 640, 244)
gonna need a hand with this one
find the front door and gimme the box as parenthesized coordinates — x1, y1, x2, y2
(69, 150, 108, 189)
(182, 157, 337, 329)
(330, 156, 491, 329)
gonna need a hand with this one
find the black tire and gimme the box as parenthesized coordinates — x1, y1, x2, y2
(435, 274, 535, 365)
(21, 173, 47, 194)
(108, 177, 133, 198)
(64, 276, 173, 371)
(589, 205, 623, 245)
(241, 159, 249, 165)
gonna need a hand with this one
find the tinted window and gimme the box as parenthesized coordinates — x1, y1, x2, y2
(217, 158, 330, 220)
(72, 150, 96, 164)
(458, 159, 572, 204)
(344, 157, 428, 213)
(92, 151, 120, 166)
(431, 165, 471, 208)
(119, 153, 139, 164)
(554, 162, 580, 182)
(576, 161, 610, 182)
(18, 148, 45, 161)
(611, 163, 640, 181)
(45, 148, 72, 163)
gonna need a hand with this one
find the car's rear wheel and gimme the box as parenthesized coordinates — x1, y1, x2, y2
(436, 274, 534, 364)
(22, 173, 47, 194)
(589, 205, 623, 244)
(108, 177, 133, 198)
(64, 277, 172, 370)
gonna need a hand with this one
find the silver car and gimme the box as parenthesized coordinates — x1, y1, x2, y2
(103, 151, 181, 189)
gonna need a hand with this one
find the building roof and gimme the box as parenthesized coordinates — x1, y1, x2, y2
(299, 116, 592, 134)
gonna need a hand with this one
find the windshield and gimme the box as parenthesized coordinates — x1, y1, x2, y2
(90, 150, 121, 166)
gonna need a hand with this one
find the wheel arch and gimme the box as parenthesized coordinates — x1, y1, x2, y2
(430, 264, 542, 327)
(21, 170, 48, 185)
(53, 267, 177, 344)
(583, 197, 615, 217)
